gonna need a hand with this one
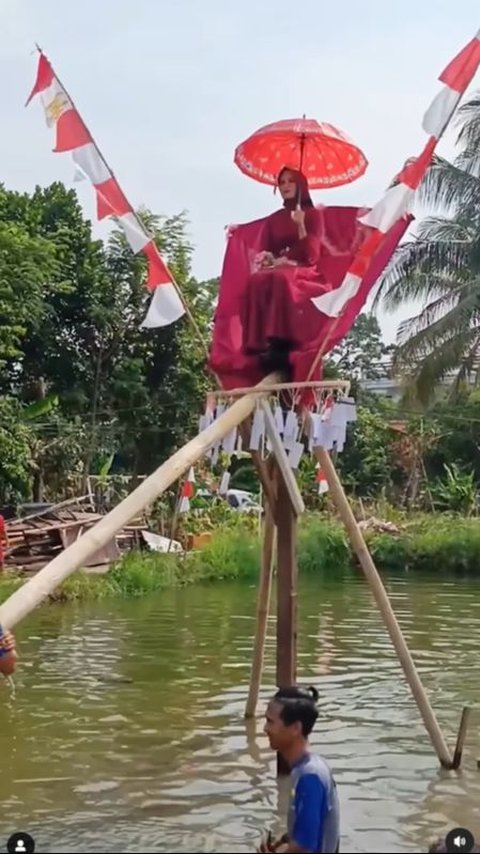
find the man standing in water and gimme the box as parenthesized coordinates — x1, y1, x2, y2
(260, 686, 340, 853)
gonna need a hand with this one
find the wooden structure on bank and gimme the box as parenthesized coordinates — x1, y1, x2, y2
(3, 498, 150, 573)
(0, 373, 470, 772)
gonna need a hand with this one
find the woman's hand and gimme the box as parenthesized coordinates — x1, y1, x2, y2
(254, 251, 275, 270)
(291, 208, 305, 227)
(272, 257, 297, 268)
(291, 207, 307, 240)
(260, 252, 275, 268)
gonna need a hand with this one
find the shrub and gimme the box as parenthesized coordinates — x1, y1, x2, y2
(2, 514, 480, 608)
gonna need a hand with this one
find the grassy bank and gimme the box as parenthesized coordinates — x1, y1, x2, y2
(1, 514, 480, 606)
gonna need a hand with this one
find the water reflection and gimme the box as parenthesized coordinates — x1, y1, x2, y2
(0, 572, 478, 853)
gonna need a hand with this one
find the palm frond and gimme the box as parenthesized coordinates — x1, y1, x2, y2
(407, 329, 480, 406)
(374, 238, 471, 311)
(450, 337, 480, 396)
(416, 216, 474, 243)
(454, 92, 480, 154)
(395, 285, 480, 358)
(419, 155, 480, 212)
(455, 140, 480, 179)
(394, 291, 460, 344)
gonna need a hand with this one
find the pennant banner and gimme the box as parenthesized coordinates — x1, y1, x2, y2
(179, 466, 196, 513)
(26, 52, 185, 329)
(312, 29, 480, 337)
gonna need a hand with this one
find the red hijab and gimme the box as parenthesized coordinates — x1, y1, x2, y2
(278, 167, 314, 209)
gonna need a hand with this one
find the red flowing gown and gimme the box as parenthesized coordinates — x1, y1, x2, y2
(241, 205, 327, 354)
(208, 202, 409, 391)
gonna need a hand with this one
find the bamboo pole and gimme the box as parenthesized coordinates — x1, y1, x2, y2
(241, 428, 278, 517)
(261, 401, 305, 517)
(211, 380, 351, 397)
(0, 378, 275, 631)
(244, 505, 276, 718)
(275, 476, 298, 776)
(452, 707, 470, 770)
(314, 445, 453, 768)
(276, 476, 298, 691)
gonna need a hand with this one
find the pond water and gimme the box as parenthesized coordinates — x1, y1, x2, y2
(0, 570, 479, 853)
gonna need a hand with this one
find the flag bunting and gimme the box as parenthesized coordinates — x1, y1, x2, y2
(179, 467, 196, 513)
(312, 30, 480, 343)
(26, 51, 185, 329)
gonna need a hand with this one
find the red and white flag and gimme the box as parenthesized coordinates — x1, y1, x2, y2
(179, 467, 196, 513)
(26, 51, 185, 329)
(316, 465, 329, 495)
(312, 30, 480, 339)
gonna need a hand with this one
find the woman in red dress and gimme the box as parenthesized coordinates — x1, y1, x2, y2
(241, 167, 326, 374)
(209, 168, 407, 391)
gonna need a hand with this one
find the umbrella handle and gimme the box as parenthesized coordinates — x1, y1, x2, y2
(298, 122, 306, 206)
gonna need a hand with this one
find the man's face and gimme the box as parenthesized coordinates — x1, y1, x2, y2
(264, 700, 299, 751)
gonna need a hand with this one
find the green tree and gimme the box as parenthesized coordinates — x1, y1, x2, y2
(0, 398, 34, 506)
(97, 210, 214, 476)
(425, 389, 480, 482)
(375, 91, 480, 405)
(337, 406, 395, 498)
(0, 194, 58, 376)
(0, 181, 216, 500)
(329, 313, 392, 381)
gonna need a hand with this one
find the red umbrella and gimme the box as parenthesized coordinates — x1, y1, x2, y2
(234, 117, 368, 190)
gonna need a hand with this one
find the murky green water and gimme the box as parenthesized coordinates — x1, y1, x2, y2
(0, 571, 479, 853)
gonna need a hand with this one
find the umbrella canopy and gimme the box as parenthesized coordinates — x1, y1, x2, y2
(234, 118, 368, 189)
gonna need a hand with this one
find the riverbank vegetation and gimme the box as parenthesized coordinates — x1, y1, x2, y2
(1, 511, 479, 605)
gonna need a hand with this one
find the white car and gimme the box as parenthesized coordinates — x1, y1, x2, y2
(225, 489, 262, 513)
(196, 488, 262, 513)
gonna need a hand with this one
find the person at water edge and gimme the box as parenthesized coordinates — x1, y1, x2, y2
(259, 685, 340, 853)
(0, 629, 17, 676)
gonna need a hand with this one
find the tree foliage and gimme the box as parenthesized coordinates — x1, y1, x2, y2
(328, 313, 392, 381)
(0, 182, 215, 505)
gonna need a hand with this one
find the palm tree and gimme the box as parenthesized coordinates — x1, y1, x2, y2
(374, 92, 480, 406)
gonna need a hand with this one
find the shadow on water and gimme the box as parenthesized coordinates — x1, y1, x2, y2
(0, 571, 479, 852)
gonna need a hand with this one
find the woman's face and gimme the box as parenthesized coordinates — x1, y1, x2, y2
(278, 169, 297, 202)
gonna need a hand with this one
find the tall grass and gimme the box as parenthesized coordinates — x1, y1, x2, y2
(1, 514, 480, 606)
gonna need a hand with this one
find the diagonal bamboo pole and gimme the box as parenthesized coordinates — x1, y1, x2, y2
(244, 502, 276, 718)
(314, 445, 453, 768)
(451, 707, 470, 770)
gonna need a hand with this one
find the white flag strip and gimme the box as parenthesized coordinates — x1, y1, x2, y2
(312, 273, 362, 318)
(141, 283, 186, 329)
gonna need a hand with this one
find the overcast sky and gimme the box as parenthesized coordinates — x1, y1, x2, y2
(1, 0, 479, 341)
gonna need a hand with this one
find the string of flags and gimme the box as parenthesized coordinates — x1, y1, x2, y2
(192, 389, 357, 508)
(316, 465, 329, 495)
(312, 28, 480, 324)
(177, 390, 355, 513)
(200, 391, 356, 469)
(179, 467, 196, 513)
(26, 50, 185, 330)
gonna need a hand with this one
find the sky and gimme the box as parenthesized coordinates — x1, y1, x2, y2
(1, 0, 479, 342)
